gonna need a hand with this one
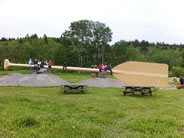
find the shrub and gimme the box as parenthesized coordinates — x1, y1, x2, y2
(171, 67, 184, 77)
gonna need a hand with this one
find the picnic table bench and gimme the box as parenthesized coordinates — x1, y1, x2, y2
(61, 84, 87, 93)
(122, 85, 154, 96)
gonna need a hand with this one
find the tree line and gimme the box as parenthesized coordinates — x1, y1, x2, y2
(0, 20, 184, 76)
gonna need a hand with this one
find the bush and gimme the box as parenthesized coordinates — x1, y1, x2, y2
(171, 67, 184, 77)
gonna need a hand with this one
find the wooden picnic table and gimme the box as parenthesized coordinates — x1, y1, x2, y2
(122, 85, 154, 96)
(61, 84, 87, 93)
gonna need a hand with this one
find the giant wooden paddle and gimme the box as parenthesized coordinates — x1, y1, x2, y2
(4, 59, 168, 88)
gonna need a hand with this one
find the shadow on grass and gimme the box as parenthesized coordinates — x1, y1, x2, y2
(119, 93, 161, 98)
(64, 92, 87, 95)
(58, 91, 90, 95)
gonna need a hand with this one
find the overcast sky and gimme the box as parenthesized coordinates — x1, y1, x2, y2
(1, 0, 184, 44)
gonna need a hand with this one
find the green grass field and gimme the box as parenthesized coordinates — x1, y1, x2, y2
(0, 71, 184, 137)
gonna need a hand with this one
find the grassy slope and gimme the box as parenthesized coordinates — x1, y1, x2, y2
(0, 71, 184, 137)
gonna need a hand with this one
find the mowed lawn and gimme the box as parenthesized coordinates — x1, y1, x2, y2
(0, 71, 184, 137)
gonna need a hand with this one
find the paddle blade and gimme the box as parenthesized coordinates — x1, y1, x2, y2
(112, 61, 168, 88)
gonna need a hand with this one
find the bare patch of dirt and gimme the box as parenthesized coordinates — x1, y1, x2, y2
(0, 73, 126, 88)
(179, 126, 184, 137)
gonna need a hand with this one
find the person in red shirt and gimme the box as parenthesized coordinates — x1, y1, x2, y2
(98, 64, 102, 72)
(48, 60, 53, 72)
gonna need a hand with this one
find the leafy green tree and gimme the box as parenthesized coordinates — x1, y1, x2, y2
(147, 48, 182, 69)
(25, 34, 29, 39)
(54, 39, 79, 66)
(62, 20, 112, 66)
(171, 67, 184, 77)
(43, 34, 48, 44)
(111, 41, 142, 66)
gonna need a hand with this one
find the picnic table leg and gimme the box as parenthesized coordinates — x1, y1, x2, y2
(64, 86, 67, 93)
(64, 90, 67, 94)
(124, 92, 126, 96)
(80, 86, 84, 93)
(124, 87, 128, 96)
(149, 88, 152, 96)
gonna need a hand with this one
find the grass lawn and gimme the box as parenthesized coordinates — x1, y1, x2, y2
(0, 71, 184, 137)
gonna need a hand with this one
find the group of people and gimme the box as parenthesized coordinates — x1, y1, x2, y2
(28, 58, 111, 74)
(92, 64, 112, 75)
(28, 58, 68, 71)
(28, 58, 53, 71)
